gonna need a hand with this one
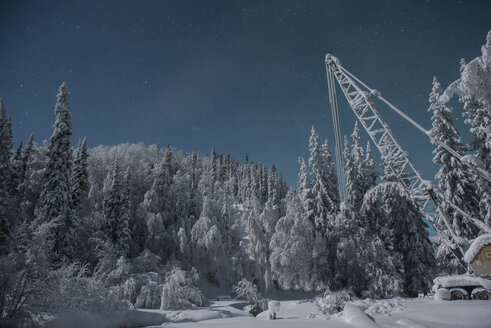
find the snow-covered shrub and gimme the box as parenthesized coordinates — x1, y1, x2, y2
(121, 277, 138, 305)
(160, 267, 207, 310)
(44, 261, 128, 315)
(315, 289, 353, 314)
(233, 279, 267, 316)
(131, 249, 162, 273)
(0, 221, 55, 326)
(136, 280, 162, 309)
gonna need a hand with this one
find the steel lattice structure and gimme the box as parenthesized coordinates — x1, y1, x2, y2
(324, 54, 490, 265)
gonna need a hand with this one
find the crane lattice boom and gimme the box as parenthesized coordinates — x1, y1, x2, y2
(324, 54, 491, 265)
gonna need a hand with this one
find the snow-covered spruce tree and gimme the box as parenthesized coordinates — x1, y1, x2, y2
(429, 76, 480, 242)
(459, 31, 491, 227)
(345, 122, 366, 214)
(362, 142, 377, 193)
(360, 182, 434, 297)
(9, 141, 23, 200)
(16, 134, 35, 223)
(71, 138, 89, 212)
(103, 160, 130, 255)
(0, 98, 13, 240)
(39, 83, 78, 258)
(309, 127, 339, 232)
(308, 127, 339, 289)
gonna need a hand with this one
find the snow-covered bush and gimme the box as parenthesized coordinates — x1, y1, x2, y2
(315, 289, 353, 314)
(136, 280, 162, 309)
(44, 262, 128, 315)
(0, 221, 55, 326)
(131, 249, 162, 274)
(160, 267, 207, 310)
(233, 279, 267, 316)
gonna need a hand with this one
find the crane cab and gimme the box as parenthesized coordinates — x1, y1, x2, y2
(464, 234, 491, 277)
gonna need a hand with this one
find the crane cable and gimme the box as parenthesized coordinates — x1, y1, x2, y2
(326, 66, 346, 203)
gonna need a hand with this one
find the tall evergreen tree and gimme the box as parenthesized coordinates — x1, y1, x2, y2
(39, 83, 77, 257)
(103, 160, 130, 255)
(459, 32, 491, 227)
(0, 98, 13, 239)
(345, 122, 365, 213)
(71, 138, 89, 211)
(40, 83, 73, 222)
(361, 182, 434, 297)
(308, 127, 339, 232)
(362, 142, 377, 194)
(429, 76, 480, 240)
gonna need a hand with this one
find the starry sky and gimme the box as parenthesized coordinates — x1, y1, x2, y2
(0, 0, 490, 185)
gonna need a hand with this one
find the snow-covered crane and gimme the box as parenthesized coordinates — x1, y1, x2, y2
(324, 54, 491, 267)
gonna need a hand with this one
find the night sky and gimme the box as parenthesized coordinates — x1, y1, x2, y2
(1, 0, 490, 185)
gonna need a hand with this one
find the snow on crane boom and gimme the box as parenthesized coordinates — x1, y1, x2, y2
(324, 54, 491, 266)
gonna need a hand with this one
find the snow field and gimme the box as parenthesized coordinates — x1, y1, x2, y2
(129, 296, 491, 328)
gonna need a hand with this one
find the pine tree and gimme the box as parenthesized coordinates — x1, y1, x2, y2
(103, 160, 130, 255)
(321, 139, 340, 222)
(345, 122, 366, 213)
(308, 126, 339, 232)
(361, 182, 434, 297)
(459, 31, 491, 227)
(17, 133, 34, 222)
(39, 83, 77, 257)
(71, 138, 89, 211)
(210, 148, 218, 198)
(0, 98, 13, 239)
(40, 83, 73, 221)
(267, 165, 279, 207)
(362, 142, 377, 193)
(429, 76, 480, 240)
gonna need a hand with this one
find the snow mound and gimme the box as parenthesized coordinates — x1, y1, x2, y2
(165, 309, 225, 322)
(342, 304, 383, 328)
(396, 318, 426, 328)
(464, 233, 491, 263)
(351, 298, 404, 316)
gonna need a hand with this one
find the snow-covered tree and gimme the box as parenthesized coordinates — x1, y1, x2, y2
(190, 197, 227, 286)
(0, 98, 13, 238)
(71, 138, 89, 212)
(160, 267, 207, 310)
(270, 190, 317, 291)
(38, 83, 78, 258)
(103, 160, 130, 255)
(345, 122, 366, 213)
(429, 76, 480, 240)
(362, 142, 377, 193)
(309, 127, 339, 232)
(361, 182, 434, 297)
(459, 31, 491, 227)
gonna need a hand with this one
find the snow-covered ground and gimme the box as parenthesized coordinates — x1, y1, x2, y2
(126, 296, 491, 328)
